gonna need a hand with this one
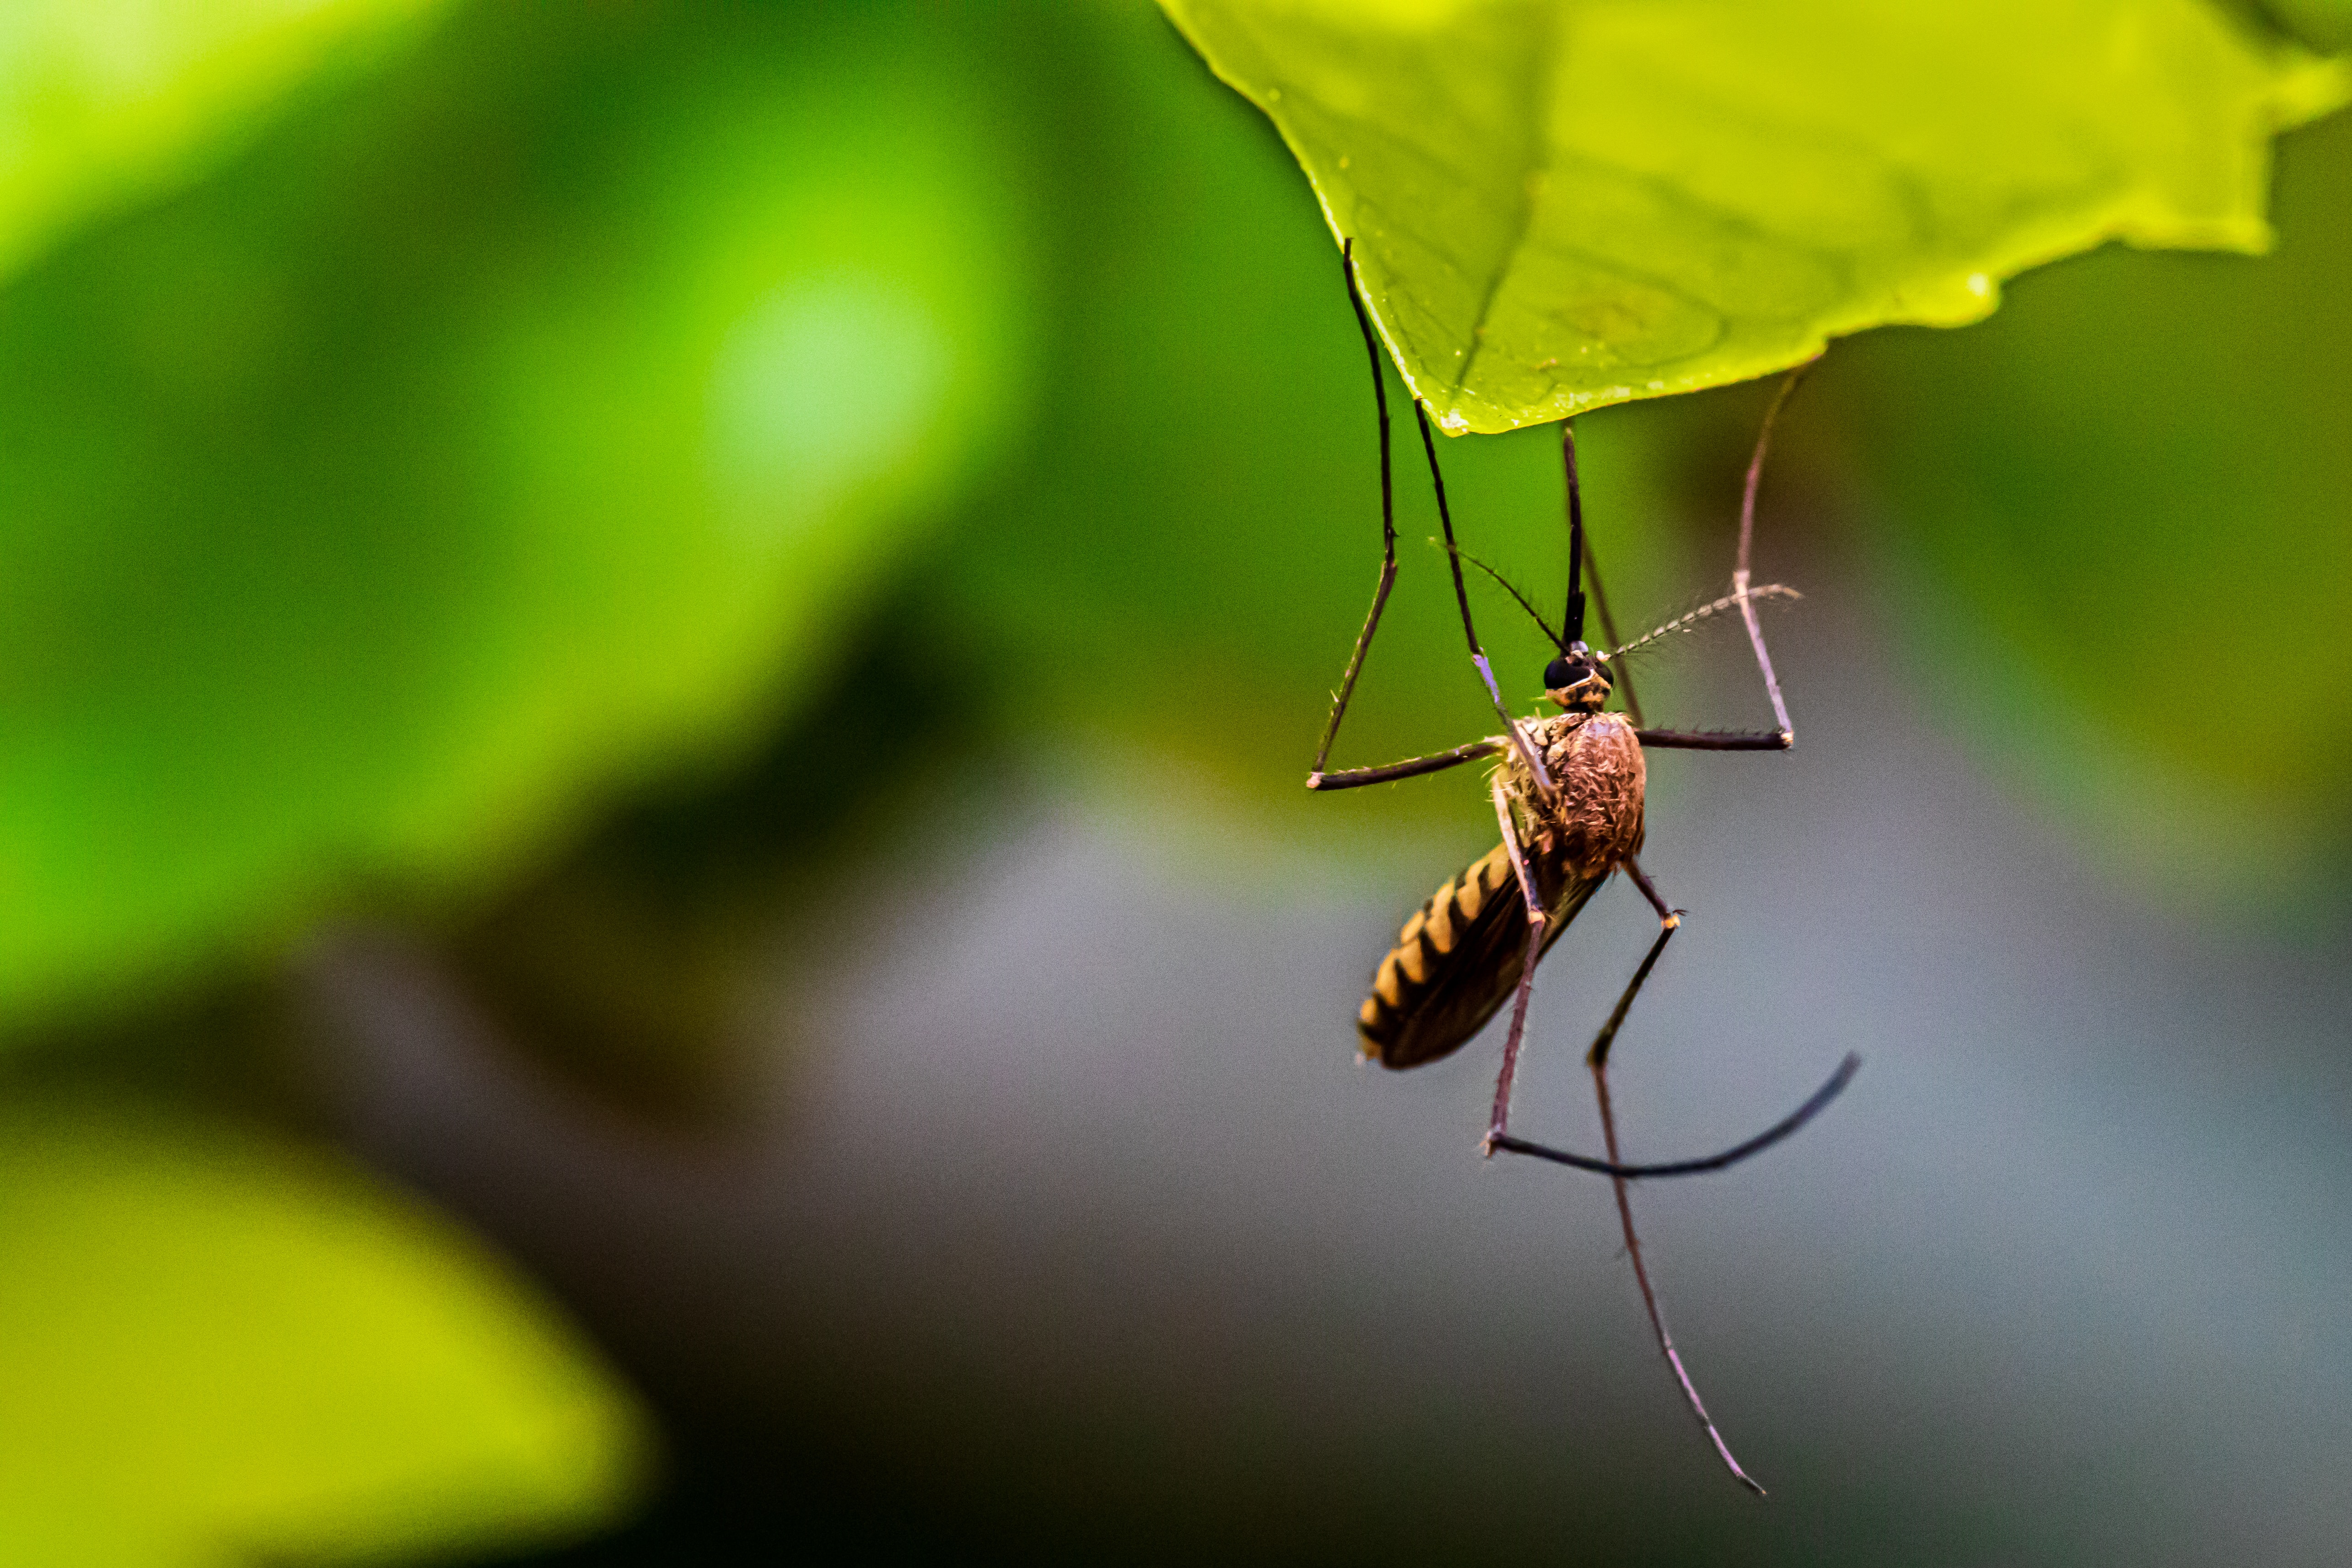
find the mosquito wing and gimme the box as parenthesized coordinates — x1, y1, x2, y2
(1358, 841, 1606, 1069)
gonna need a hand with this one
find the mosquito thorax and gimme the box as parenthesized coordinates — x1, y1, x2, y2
(1542, 646, 1611, 714)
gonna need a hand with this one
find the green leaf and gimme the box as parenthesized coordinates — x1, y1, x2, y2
(1158, 0, 2351, 432)
(0, 1105, 646, 1565)
(0, 0, 454, 289)
(0, 5, 1035, 1028)
(1829, 108, 2352, 894)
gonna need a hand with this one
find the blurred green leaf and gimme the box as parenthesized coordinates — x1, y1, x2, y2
(0, 0, 452, 288)
(445, 587, 999, 1121)
(1159, 0, 2349, 432)
(2261, 0, 2352, 52)
(0, 4, 1035, 1029)
(0, 1105, 646, 1565)
(1830, 108, 2352, 892)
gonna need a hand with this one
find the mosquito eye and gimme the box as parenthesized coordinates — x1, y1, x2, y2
(1549, 656, 1602, 690)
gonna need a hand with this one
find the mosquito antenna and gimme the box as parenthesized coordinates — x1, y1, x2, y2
(1418, 400, 1553, 791)
(1563, 421, 1588, 646)
(1605, 584, 1801, 663)
(1737, 358, 1820, 740)
(1455, 548, 1565, 651)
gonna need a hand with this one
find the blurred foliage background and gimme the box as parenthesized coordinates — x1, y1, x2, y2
(2, 1, 2349, 1563)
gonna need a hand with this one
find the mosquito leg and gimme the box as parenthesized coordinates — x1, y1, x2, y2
(1636, 728, 1792, 752)
(1482, 778, 1549, 1154)
(1731, 361, 1818, 745)
(1417, 400, 1552, 794)
(1489, 1057, 1860, 1178)
(1482, 850, 1801, 1489)
(1307, 239, 1402, 788)
(1308, 738, 1504, 791)
(1580, 857, 1679, 1070)
(1590, 856, 1762, 1492)
(1488, 850, 1859, 1174)
(1593, 1043, 1768, 1496)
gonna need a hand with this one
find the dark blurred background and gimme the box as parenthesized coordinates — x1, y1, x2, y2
(5, 2, 2351, 1563)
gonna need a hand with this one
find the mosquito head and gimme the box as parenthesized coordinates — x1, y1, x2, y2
(1542, 643, 1611, 713)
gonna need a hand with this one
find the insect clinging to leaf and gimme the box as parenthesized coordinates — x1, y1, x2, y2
(1308, 238, 1859, 1495)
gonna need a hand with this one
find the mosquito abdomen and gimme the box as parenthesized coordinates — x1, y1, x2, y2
(1357, 841, 1550, 1069)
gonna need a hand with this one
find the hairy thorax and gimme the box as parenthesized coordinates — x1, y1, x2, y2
(1498, 711, 1647, 882)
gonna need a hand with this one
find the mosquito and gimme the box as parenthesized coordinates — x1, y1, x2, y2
(1309, 239, 1861, 1495)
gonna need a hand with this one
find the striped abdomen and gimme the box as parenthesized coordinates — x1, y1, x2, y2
(1356, 839, 1604, 1069)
